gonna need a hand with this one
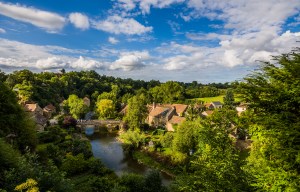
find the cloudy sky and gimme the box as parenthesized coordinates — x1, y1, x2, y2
(0, 0, 300, 82)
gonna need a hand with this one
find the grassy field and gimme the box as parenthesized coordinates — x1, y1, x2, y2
(192, 95, 243, 103)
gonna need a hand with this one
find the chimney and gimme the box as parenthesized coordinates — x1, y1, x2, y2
(153, 102, 156, 109)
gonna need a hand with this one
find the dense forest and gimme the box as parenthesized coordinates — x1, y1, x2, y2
(0, 49, 299, 192)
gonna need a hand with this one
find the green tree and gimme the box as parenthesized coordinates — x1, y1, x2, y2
(223, 88, 235, 108)
(238, 50, 300, 191)
(0, 82, 37, 151)
(173, 111, 249, 191)
(96, 99, 116, 119)
(150, 81, 184, 103)
(123, 94, 148, 130)
(65, 94, 88, 119)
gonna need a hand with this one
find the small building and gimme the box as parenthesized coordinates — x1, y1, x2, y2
(24, 103, 43, 116)
(201, 110, 214, 117)
(211, 101, 223, 109)
(166, 116, 186, 132)
(83, 97, 90, 107)
(43, 104, 56, 118)
(205, 103, 214, 110)
(147, 106, 171, 126)
(236, 104, 248, 116)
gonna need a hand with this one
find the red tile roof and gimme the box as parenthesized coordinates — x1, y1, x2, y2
(149, 107, 169, 117)
(168, 116, 186, 124)
(172, 104, 188, 114)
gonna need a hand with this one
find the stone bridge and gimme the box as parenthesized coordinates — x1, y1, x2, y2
(77, 120, 123, 134)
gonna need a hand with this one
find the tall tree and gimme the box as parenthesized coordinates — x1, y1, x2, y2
(96, 99, 116, 119)
(0, 82, 37, 151)
(238, 50, 300, 191)
(223, 88, 235, 108)
(65, 94, 88, 119)
(123, 94, 148, 130)
(173, 110, 249, 191)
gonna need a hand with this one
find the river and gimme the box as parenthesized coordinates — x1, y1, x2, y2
(89, 132, 173, 186)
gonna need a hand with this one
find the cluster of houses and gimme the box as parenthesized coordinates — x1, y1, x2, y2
(23, 97, 92, 131)
(145, 101, 247, 132)
(23, 103, 56, 131)
(23, 95, 247, 134)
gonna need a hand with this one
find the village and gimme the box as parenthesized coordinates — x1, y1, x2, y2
(23, 96, 248, 140)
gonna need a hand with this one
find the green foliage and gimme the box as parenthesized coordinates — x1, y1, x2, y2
(123, 94, 148, 130)
(96, 99, 116, 119)
(15, 178, 39, 192)
(119, 130, 146, 150)
(150, 81, 184, 103)
(172, 121, 200, 154)
(61, 153, 87, 175)
(65, 94, 89, 119)
(160, 132, 174, 148)
(2, 153, 73, 192)
(0, 82, 37, 151)
(238, 50, 300, 191)
(223, 88, 235, 107)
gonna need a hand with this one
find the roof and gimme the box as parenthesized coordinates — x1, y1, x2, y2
(172, 104, 188, 114)
(44, 104, 56, 111)
(149, 107, 169, 117)
(202, 110, 214, 116)
(212, 101, 222, 106)
(168, 116, 186, 124)
(83, 97, 90, 101)
(24, 104, 39, 112)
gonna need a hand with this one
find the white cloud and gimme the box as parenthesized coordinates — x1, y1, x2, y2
(0, 38, 106, 70)
(71, 56, 103, 69)
(138, 0, 185, 14)
(0, 2, 66, 32)
(92, 15, 152, 35)
(186, 0, 300, 33)
(160, 29, 300, 70)
(110, 51, 150, 71)
(114, 0, 184, 14)
(36, 57, 67, 69)
(117, 0, 137, 11)
(0, 28, 6, 33)
(69, 13, 90, 30)
(108, 37, 119, 44)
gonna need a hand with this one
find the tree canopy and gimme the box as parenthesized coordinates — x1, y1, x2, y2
(238, 50, 300, 191)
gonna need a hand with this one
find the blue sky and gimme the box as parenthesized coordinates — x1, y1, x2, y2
(0, 0, 300, 82)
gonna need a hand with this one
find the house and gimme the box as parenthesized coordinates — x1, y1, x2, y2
(24, 103, 47, 131)
(201, 110, 214, 117)
(43, 104, 56, 118)
(211, 101, 223, 109)
(171, 104, 188, 116)
(236, 104, 248, 116)
(166, 116, 186, 132)
(205, 103, 214, 110)
(83, 97, 90, 107)
(147, 106, 172, 127)
(24, 103, 43, 116)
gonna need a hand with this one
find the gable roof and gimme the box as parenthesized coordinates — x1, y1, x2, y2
(205, 103, 213, 107)
(168, 116, 186, 124)
(44, 104, 56, 111)
(149, 107, 169, 117)
(172, 104, 188, 114)
(24, 103, 40, 112)
(212, 101, 222, 106)
(202, 110, 214, 116)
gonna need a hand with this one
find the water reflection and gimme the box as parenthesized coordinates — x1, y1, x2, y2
(89, 133, 173, 185)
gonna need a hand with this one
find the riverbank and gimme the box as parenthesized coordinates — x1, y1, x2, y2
(132, 150, 177, 178)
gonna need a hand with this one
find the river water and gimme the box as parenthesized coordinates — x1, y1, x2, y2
(89, 133, 173, 185)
